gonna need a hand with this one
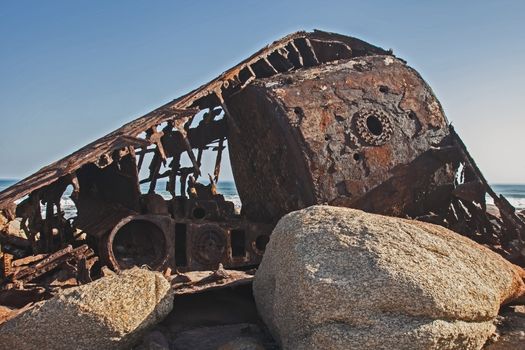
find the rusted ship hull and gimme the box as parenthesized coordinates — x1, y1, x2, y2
(0, 30, 523, 308)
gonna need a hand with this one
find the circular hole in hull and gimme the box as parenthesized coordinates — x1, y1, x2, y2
(366, 115, 383, 136)
(112, 219, 166, 270)
(192, 207, 206, 219)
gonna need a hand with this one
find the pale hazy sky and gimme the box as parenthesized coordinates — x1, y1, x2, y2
(1, 1, 524, 183)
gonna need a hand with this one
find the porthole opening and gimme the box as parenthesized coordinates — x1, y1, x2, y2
(112, 220, 166, 269)
(192, 207, 206, 219)
(366, 115, 383, 136)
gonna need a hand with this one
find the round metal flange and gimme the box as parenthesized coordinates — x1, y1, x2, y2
(192, 225, 227, 267)
(354, 108, 393, 146)
(104, 215, 169, 272)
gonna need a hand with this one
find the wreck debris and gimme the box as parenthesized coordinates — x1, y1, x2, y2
(4, 245, 94, 284)
(0, 29, 523, 314)
(171, 265, 254, 295)
(0, 244, 97, 308)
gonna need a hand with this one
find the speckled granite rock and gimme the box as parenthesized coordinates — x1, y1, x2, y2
(0, 267, 173, 350)
(253, 205, 525, 350)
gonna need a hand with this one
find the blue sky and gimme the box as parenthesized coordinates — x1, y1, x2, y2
(0, 1, 524, 183)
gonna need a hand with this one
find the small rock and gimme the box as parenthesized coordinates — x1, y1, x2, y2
(101, 265, 116, 277)
(2, 218, 28, 239)
(218, 337, 266, 350)
(0, 267, 173, 350)
(172, 323, 265, 350)
(141, 330, 170, 350)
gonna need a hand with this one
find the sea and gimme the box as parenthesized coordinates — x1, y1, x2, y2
(0, 179, 523, 218)
(0, 179, 240, 219)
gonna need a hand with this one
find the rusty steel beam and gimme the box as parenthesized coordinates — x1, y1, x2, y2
(0, 112, 193, 209)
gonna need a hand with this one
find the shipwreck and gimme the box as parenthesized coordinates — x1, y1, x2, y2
(0, 30, 524, 309)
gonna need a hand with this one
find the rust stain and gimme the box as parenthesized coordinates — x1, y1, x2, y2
(364, 146, 393, 170)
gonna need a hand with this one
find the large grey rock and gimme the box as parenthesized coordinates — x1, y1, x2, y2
(0, 267, 173, 350)
(253, 205, 525, 350)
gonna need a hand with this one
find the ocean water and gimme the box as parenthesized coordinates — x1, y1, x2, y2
(488, 184, 525, 209)
(0, 179, 240, 218)
(0, 179, 523, 218)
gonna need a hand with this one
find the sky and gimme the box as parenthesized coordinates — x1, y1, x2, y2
(0, 1, 524, 183)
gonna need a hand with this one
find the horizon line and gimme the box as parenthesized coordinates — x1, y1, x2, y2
(0, 178, 524, 186)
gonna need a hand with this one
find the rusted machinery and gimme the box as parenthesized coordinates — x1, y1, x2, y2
(0, 30, 524, 307)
